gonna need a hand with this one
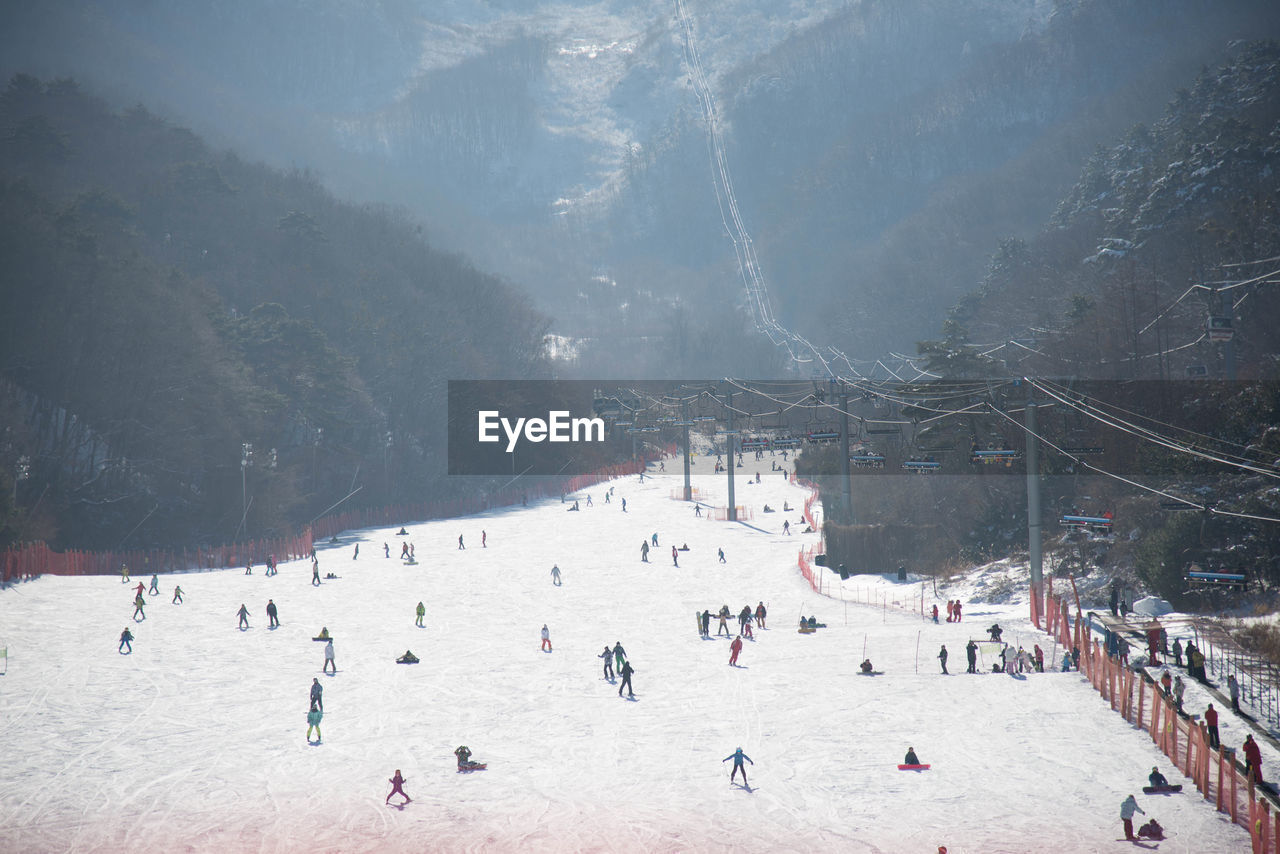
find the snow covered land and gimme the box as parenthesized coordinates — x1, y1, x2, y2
(0, 464, 1255, 852)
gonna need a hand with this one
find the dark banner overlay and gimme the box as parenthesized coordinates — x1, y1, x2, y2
(447, 378, 1272, 479)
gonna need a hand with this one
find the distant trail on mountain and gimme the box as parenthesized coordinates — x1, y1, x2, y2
(673, 0, 825, 371)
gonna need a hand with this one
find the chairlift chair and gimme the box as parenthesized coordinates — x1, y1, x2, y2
(1206, 315, 1235, 342)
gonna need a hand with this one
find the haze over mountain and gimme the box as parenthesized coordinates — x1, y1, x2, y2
(7, 0, 1279, 372)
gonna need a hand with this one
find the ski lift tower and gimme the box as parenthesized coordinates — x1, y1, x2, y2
(1024, 386, 1044, 628)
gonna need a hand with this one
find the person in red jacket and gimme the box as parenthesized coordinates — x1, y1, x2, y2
(729, 635, 743, 666)
(1244, 735, 1264, 783)
(1205, 703, 1220, 750)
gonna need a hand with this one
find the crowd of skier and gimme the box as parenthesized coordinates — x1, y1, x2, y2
(102, 458, 1271, 850)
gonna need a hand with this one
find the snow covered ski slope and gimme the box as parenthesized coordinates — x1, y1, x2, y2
(0, 466, 1252, 852)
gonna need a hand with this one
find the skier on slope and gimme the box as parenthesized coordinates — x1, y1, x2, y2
(755, 602, 767, 629)
(1120, 794, 1145, 840)
(541, 625, 552, 652)
(551, 565, 562, 586)
(236, 603, 250, 629)
(599, 645, 615, 679)
(717, 605, 732, 637)
(729, 635, 743, 666)
(132, 592, 146, 621)
(172, 585, 184, 604)
(640, 540, 649, 562)
(148, 574, 159, 595)
(613, 642, 627, 672)
(938, 645, 948, 674)
(306, 706, 323, 744)
(324, 639, 336, 674)
(723, 747, 753, 785)
(310, 678, 323, 711)
(266, 599, 279, 628)
(415, 601, 426, 628)
(618, 659, 635, 698)
(118, 627, 133, 654)
(386, 770, 410, 805)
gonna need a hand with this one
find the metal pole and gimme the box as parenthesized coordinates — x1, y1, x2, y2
(839, 385, 852, 524)
(1026, 397, 1043, 626)
(681, 399, 692, 501)
(725, 388, 737, 521)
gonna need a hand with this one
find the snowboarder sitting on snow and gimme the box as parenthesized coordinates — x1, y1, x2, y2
(904, 747, 921, 765)
(455, 745, 481, 770)
(1136, 818, 1164, 840)
(396, 650, 419, 664)
(987, 623, 1003, 642)
(804, 616, 825, 628)
(860, 659, 874, 673)
(397, 527, 408, 535)
(1148, 767, 1170, 789)
(316, 627, 330, 639)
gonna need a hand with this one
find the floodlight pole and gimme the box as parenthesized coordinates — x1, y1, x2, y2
(1025, 392, 1044, 628)
(839, 383, 853, 524)
(725, 388, 737, 521)
(681, 399, 692, 501)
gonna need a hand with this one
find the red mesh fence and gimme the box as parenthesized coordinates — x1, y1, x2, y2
(1047, 592, 1280, 850)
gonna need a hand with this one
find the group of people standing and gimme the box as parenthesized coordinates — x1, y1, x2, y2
(597, 641, 634, 697)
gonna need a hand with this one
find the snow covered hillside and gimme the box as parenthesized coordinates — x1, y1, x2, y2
(0, 466, 1253, 852)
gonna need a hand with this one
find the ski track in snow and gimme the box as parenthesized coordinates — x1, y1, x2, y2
(0, 465, 1255, 853)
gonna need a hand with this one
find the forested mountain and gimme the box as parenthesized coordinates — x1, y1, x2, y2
(0, 77, 549, 550)
(10, 1, 1279, 374)
(901, 41, 1280, 603)
(919, 40, 1280, 381)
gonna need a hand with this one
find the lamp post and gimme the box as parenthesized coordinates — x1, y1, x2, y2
(241, 443, 253, 537)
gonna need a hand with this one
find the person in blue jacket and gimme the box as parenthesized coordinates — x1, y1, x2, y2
(723, 747, 753, 785)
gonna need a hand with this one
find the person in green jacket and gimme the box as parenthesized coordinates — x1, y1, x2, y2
(307, 707, 322, 744)
(415, 601, 425, 628)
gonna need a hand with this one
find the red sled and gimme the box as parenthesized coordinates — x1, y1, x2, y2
(898, 764, 931, 771)
(1142, 784, 1182, 794)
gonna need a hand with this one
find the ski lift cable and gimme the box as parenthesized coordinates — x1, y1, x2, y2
(1031, 379, 1277, 474)
(1030, 380, 1280, 478)
(1222, 254, 1280, 268)
(993, 404, 1280, 525)
(1036, 377, 1274, 462)
(675, 0, 831, 369)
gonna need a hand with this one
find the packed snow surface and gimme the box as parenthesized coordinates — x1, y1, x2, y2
(0, 466, 1253, 852)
